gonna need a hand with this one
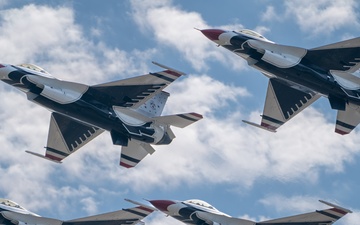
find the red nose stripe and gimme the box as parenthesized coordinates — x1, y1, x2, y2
(200, 29, 225, 41)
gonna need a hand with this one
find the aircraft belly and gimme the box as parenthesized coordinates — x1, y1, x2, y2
(255, 60, 347, 100)
(31, 95, 157, 143)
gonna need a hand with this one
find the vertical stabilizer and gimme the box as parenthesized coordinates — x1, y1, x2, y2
(135, 91, 169, 117)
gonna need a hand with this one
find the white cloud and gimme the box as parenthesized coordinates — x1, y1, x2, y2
(0, 4, 155, 84)
(80, 197, 98, 215)
(129, 0, 246, 72)
(339, 210, 360, 225)
(0, 1, 359, 221)
(49, 73, 360, 193)
(261, 6, 281, 22)
(285, 0, 360, 35)
(0, 3, 157, 214)
(259, 195, 324, 213)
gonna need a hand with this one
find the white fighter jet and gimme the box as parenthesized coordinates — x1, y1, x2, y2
(0, 62, 202, 168)
(149, 199, 351, 225)
(201, 28, 360, 134)
(0, 198, 156, 225)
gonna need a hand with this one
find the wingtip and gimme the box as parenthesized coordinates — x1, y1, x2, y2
(319, 200, 353, 213)
(190, 112, 203, 119)
(242, 120, 277, 133)
(151, 61, 186, 75)
(25, 150, 62, 164)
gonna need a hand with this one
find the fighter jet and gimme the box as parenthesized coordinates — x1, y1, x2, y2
(150, 199, 351, 225)
(0, 62, 202, 168)
(201, 28, 360, 134)
(0, 198, 156, 225)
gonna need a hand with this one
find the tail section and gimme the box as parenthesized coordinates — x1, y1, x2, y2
(135, 91, 170, 117)
(120, 140, 155, 168)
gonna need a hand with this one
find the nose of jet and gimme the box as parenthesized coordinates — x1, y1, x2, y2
(200, 29, 226, 41)
(149, 200, 175, 212)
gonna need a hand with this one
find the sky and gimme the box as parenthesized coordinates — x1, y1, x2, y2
(0, 0, 359, 224)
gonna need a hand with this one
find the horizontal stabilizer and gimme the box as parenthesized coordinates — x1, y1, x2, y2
(242, 120, 276, 133)
(1, 211, 62, 225)
(154, 112, 203, 128)
(25, 150, 62, 164)
(335, 102, 360, 135)
(120, 140, 155, 168)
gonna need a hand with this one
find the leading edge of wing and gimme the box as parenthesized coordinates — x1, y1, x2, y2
(65, 201, 155, 225)
(90, 62, 185, 108)
(258, 200, 351, 224)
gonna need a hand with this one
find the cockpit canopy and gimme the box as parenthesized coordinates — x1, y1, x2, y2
(0, 198, 25, 210)
(17, 63, 51, 76)
(184, 199, 217, 211)
(236, 29, 272, 42)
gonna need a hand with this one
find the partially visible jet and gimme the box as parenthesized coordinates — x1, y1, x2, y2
(0, 62, 202, 168)
(150, 199, 351, 225)
(0, 198, 156, 225)
(201, 28, 360, 135)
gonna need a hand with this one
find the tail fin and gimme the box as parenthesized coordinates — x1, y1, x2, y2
(135, 91, 170, 117)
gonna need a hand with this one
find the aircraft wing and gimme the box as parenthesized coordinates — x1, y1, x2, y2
(90, 63, 185, 108)
(1, 204, 155, 225)
(27, 112, 104, 162)
(335, 102, 360, 135)
(1, 211, 62, 225)
(65, 205, 155, 225)
(307, 37, 360, 72)
(258, 200, 351, 225)
(120, 140, 155, 168)
(243, 78, 320, 132)
(195, 211, 255, 225)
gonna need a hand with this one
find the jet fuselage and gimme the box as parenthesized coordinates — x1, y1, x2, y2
(150, 199, 351, 225)
(203, 29, 360, 109)
(0, 199, 35, 225)
(150, 199, 227, 225)
(0, 64, 171, 146)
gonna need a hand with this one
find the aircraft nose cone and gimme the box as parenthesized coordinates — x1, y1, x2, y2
(200, 29, 226, 41)
(149, 200, 175, 212)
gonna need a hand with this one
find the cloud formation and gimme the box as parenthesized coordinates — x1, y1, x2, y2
(130, 0, 247, 71)
(285, 0, 360, 36)
(0, 1, 358, 223)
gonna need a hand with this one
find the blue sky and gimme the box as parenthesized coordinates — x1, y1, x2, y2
(0, 0, 359, 224)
